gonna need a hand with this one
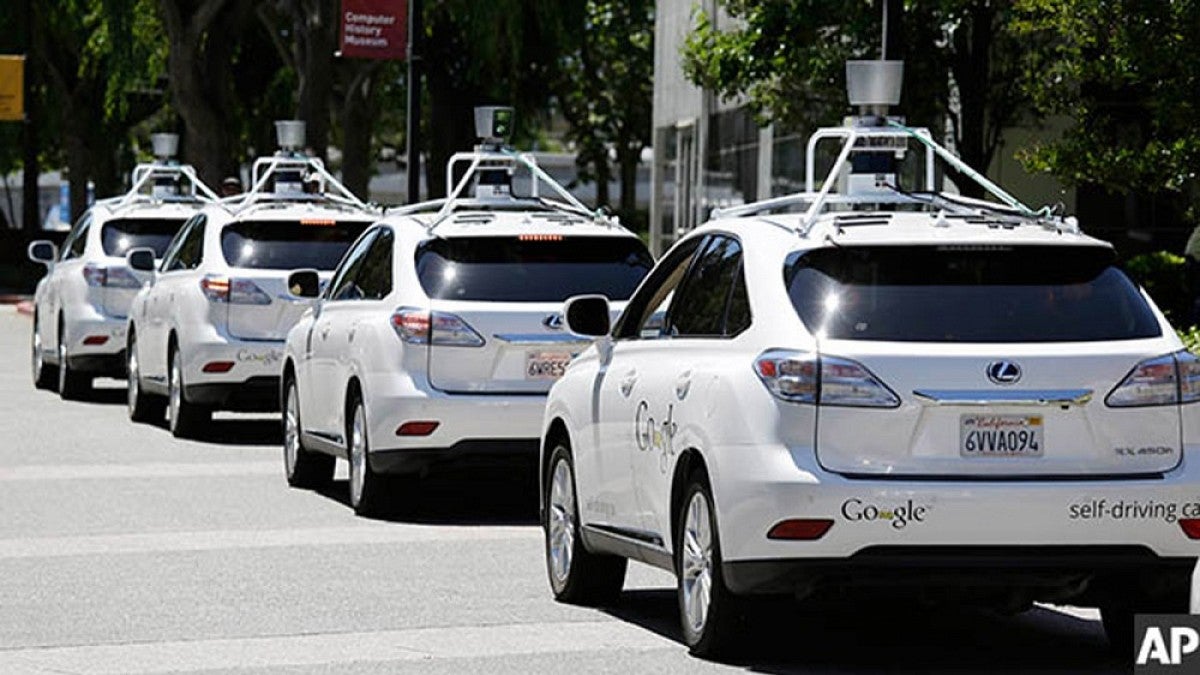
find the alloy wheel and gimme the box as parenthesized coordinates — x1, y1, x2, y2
(168, 355, 181, 430)
(348, 403, 367, 506)
(127, 347, 139, 415)
(681, 491, 714, 636)
(284, 382, 300, 480)
(547, 457, 576, 588)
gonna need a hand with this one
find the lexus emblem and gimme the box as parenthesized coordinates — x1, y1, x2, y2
(986, 361, 1022, 385)
(543, 313, 564, 331)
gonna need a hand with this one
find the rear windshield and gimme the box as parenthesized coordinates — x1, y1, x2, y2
(102, 218, 188, 257)
(785, 245, 1162, 342)
(416, 236, 654, 302)
(221, 220, 370, 270)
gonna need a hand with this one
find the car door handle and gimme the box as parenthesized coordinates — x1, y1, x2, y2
(619, 371, 637, 397)
(675, 370, 693, 400)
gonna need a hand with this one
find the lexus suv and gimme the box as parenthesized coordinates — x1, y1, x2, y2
(280, 107, 654, 516)
(125, 122, 378, 437)
(28, 134, 217, 399)
(539, 69, 1200, 658)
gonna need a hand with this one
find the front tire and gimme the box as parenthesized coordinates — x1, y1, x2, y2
(544, 444, 627, 605)
(31, 313, 55, 390)
(57, 320, 91, 400)
(347, 392, 387, 516)
(127, 333, 165, 423)
(283, 377, 334, 489)
(167, 344, 210, 439)
(677, 475, 744, 659)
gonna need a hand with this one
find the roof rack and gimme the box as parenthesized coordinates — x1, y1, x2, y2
(104, 134, 220, 209)
(224, 121, 376, 214)
(711, 61, 1078, 237)
(388, 107, 614, 232)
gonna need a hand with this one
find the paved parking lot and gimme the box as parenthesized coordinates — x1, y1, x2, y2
(0, 306, 1128, 673)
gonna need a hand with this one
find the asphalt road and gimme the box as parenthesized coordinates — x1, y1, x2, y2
(0, 306, 1129, 674)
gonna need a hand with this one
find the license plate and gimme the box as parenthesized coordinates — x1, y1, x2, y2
(525, 351, 572, 381)
(960, 414, 1044, 457)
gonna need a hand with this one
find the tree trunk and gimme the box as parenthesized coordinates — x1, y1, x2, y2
(160, 0, 248, 188)
(616, 127, 639, 223)
(340, 64, 381, 200)
(292, 0, 336, 159)
(425, 75, 479, 199)
(948, 4, 994, 199)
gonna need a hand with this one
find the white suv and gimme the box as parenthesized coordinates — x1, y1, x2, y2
(281, 118, 653, 516)
(540, 101, 1200, 657)
(125, 124, 379, 437)
(28, 137, 216, 399)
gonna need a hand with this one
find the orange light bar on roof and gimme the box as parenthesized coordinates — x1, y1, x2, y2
(518, 234, 564, 242)
(301, 218, 336, 226)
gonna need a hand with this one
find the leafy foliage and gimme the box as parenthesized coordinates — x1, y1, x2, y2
(1125, 250, 1190, 325)
(1013, 0, 1200, 195)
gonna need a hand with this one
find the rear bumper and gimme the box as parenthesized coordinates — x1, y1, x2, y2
(66, 352, 126, 377)
(722, 546, 1196, 600)
(370, 440, 538, 475)
(64, 313, 128, 368)
(185, 376, 280, 411)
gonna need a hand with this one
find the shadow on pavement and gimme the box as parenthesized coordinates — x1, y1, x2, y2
(312, 467, 540, 526)
(603, 593, 1129, 674)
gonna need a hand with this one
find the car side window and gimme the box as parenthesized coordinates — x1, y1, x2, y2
(354, 228, 394, 301)
(60, 213, 92, 261)
(665, 235, 747, 338)
(614, 236, 705, 340)
(327, 230, 378, 302)
(724, 261, 752, 335)
(164, 215, 206, 272)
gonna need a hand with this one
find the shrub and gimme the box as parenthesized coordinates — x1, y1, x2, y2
(1125, 251, 1191, 325)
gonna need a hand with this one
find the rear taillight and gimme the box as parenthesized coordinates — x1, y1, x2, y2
(200, 275, 271, 305)
(390, 307, 484, 347)
(767, 519, 834, 540)
(84, 264, 146, 289)
(754, 349, 899, 408)
(1106, 351, 1200, 408)
(82, 264, 107, 287)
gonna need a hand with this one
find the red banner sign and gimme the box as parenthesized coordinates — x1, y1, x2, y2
(340, 0, 407, 60)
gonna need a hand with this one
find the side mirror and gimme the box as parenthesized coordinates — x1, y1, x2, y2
(126, 247, 157, 273)
(28, 240, 57, 266)
(287, 269, 321, 299)
(564, 294, 611, 338)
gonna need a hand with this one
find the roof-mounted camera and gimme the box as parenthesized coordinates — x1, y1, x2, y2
(474, 106, 515, 149)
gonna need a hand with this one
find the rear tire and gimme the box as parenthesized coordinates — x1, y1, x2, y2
(31, 313, 55, 390)
(57, 320, 91, 400)
(127, 332, 165, 423)
(544, 444, 627, 605)
(168, 343, 210, 439)
(283, 377, 334, 489)
(677, 474, 744, 659)
(347, 392, 387, 517)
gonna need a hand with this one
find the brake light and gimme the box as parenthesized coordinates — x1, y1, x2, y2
(1106, 351, 1200, 407)
(754, 349, 899, 408)
(83, 264, 107, 287)
(202, 361, 235, 373)
(767, 519, 834, 540)
(396, 421, 440, 436)
(390, 307, 484, 347)
(301, 218, 336, 227)
(200, 276, 271, 305)
(518, 234, 564, 241)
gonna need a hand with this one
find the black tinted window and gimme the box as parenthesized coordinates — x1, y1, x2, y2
(668, 236, 745, 337)
(614, 237, 704, 340)
(102, 218, 187, 257)
(416, 236, 652, 302)
(726, 266, 751, 335)
(785, 245, 1161, 342)
(328, 231, 376, 301)
(222, 220, 370, 271)
(62, 214, 91, 260)
(164, 216, 205, 271)
(356, 229, 394, 300)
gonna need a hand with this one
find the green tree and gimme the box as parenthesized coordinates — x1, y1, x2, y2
(555, 0, 653, 223)
(1014, 0, 1200, 200)
(421, 0, 584, 197)
(682, 1, 1034, 197)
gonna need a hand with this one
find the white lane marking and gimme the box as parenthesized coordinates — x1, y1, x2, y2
(0, 525, 541, 560)
(0, 620, 675, 673)
(0, 462, 281, 482)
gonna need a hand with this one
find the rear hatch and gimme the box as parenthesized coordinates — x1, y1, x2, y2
(785, 243, 1183, 478)
(99, 217, 187, 318)
(416, 234, 653, 394)
(221, 219, 369, 340)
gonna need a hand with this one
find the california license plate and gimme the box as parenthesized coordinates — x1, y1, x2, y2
(525, 351, 572, 381)
(960, 414, 1044, 457)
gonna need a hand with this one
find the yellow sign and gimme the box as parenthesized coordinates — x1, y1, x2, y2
(0, 56, 25, 121)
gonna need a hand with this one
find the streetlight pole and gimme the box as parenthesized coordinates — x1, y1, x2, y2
(405, 0, 422, 204)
